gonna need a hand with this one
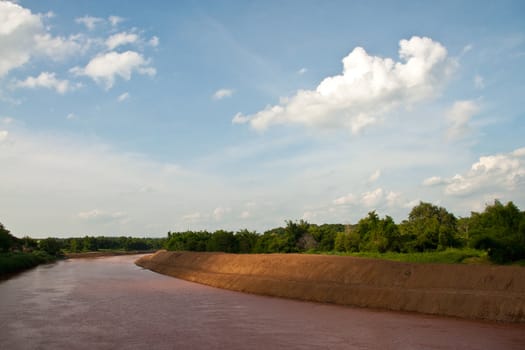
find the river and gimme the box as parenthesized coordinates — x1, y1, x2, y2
(0, 255, 523, 349)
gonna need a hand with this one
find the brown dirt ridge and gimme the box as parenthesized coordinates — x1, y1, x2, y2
(136, 250, 525, 323)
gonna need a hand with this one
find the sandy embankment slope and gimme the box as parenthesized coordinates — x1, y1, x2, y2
(136, 250, 525, 322)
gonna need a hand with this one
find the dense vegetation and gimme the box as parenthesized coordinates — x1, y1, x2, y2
(1, 200, 524, 273)
(0, 223, 58, 275)
(164, 200, 525, 264)
(0, 222, 165, 275)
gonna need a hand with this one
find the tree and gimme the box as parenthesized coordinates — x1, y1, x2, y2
(236, 229, 259, 253)
(207, 230, 238, 253)
(0, 222, 16, 252)
(469, 200, 525, 263)
(38, 238, 63, 256)
(355, 212, 400, 253)
(400, 202, 458, 251)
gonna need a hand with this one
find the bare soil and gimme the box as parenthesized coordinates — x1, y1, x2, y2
(136, 250, 525, 323)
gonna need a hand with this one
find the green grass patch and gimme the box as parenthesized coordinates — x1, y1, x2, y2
(308, 248, 490, 264)
(0, 251, 56, 276)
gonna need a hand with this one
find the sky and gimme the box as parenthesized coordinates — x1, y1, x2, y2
(0, 0, 524, 237)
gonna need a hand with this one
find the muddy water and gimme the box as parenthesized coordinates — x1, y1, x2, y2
(0, 255, 523, 350)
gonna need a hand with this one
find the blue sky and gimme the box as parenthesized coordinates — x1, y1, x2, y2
(0, 0, 524, 237)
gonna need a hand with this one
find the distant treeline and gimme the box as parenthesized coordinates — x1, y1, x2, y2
(0, 226, 165, 257)
(1, 200, 524, 265)
(165, 200, 525, 264)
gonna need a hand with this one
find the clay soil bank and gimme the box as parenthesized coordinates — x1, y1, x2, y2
(136, 250, 525, 323)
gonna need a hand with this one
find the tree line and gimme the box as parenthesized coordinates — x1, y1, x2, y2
(2, 200, 524, 264)
(164, 200, 525, 264)
(0, 229, 165, 257)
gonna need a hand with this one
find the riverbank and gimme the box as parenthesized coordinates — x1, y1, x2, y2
(136, 250, 525, 323)
(0, 251, 56, 277)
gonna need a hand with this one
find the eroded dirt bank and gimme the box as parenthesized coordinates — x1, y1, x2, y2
(136, 250, 525, 323)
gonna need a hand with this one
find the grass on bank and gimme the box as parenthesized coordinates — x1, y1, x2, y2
(307, 248, 491, 264)
(0, 251, 56, 275)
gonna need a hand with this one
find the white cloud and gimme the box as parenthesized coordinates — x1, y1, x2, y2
(66, 113, 77, 120)
(474, 75, 485, 89)
(71, 50, 156, 89)
(13, 72, 76, 94)
(77, 209, 127, 224)
(213, 88, 234, 100)
(386, 191, 402, 207)
(75, 16, 103, 30)
(149, 36, 159, 47)
(298, 67, 307, 75)
(232, 112, 250, 124)
(0, 2, 86, 77)
(108, 15, 124, 27)
(105, 32, 139, 50)
(117, 92, 129, 102)
(0, 1, 44, 77)
(334, 188, 406, 209)
(33, 33, 85, 60)
(446, 100, 479, 140)
(368, 169, 381, 183)
(213, 207, 231, 220)
(234, 36, 454, 133)
(426, 148, 525, 197)
(423, 176, 446, 186)
(240, 211, 250, 219)
(0, 130, 8, 142)
(334, 193, 356, 205)
(361, 188, 384, 207)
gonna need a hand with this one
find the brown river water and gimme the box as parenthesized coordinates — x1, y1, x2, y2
(0, 255, 523, 350)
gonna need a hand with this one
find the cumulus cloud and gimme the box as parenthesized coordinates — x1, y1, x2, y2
(71, 50, 156, 89)
(422, 176, 446, 186)
(105, 32, 139, 50)
(75, 16, 103, 30)
(333, 193, 356, 205)
(213, 207, 231, 220)
(298, 67, 307, 75)
(66, 113, 77, 120)
(13, 72, 77, 94)
(108, 15, 124, 27)
(361, 188, 384, 207)
(424, 148, 525, 196)
(0, 1, 45, 77)
(33, 33, 86, 60)
(0, 2, 85, 77)
(335, 188, 405, 209)
(234, 36, 454, 133)
(232, 113, 250, 124)
(213, 88, 234, 100)
(446, 100, 479, 140)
